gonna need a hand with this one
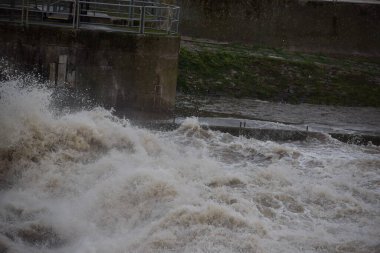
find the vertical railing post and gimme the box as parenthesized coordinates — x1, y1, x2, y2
(76, 0, 80, 29)
(25, 0, 29, 26)
(129, 0, 135, 28)
(10, 0, 15, 21)
(72, 0, 76, 28)
(139, 6, 145, 34)
(176, 7, 180, 33)
(47, 0, 50, 14)
(21, 0, 25, 24)
(167, 7, 172, 34)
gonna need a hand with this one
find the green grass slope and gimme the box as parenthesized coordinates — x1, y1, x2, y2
(178, 40, 380, 107)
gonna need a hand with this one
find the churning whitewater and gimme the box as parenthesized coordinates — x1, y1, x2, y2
(0, 80, 379, 253)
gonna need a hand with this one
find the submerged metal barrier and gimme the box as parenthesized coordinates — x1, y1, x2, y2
(0, 0, 180, 34)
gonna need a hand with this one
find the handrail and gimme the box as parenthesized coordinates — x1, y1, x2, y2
(0, 0, 180, 35)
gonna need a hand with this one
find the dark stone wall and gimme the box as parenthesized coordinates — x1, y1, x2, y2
(0, 23, 180, 114)
(178, 0, 380, 56)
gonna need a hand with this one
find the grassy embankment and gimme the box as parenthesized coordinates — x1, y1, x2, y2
(178, 40, 380, 107)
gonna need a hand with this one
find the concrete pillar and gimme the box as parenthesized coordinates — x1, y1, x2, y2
(0, 23, 180, 115)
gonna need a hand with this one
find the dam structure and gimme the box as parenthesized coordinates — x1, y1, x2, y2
(0, 0, 181, 114)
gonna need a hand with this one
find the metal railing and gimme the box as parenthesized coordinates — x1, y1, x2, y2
(0, 0, 180, 34)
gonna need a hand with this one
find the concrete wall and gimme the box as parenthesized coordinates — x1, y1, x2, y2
(178, 0, 380, 56)
(0, 23, 180, 114)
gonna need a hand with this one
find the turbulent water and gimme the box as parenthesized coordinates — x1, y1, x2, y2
(176, 95, 380, 136)
(0, 80, 379, 253)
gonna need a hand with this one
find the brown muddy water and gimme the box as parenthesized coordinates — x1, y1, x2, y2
(0, 80, 379, 253)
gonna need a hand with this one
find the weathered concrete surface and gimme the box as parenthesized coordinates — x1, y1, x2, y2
(178, 0, 380, 56)
(0, 23, 180, 113)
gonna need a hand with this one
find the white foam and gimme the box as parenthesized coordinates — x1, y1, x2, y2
(0, 79, 379, 253)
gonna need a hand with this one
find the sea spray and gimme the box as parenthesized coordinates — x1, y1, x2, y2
(0, 78, 379, 253)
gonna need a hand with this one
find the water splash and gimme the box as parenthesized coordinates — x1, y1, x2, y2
(0, 78, 379, 253)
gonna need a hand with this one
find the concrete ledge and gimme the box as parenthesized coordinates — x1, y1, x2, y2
(142, 121, 380, 145)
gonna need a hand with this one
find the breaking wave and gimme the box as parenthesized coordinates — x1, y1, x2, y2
(0, 78, 379, 253)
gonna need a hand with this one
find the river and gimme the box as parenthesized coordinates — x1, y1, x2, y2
(0, 79, 379, 253)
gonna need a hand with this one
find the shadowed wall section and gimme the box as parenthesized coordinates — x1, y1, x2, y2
(178, 0, 380, 56)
